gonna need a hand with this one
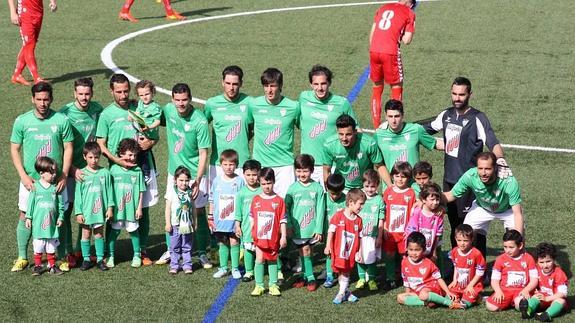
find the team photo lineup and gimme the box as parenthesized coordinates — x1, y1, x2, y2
(3, 0, 573, 321)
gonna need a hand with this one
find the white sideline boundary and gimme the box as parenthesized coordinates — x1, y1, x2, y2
(100, 1, 575, 154)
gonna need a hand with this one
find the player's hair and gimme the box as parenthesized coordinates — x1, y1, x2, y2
(172, 83, 192, 99)
(243, 159, 261, 173)
(384, 99, 404, 115)
(109, 74, 130, 89)
(454, 224, 474, 239)
(174, 166, 191, 180)
(413, 161, 433, 178)
(535, 242, 557, 260)
(335, 114, 357, 130)
(502, 229, 523, 245)
(391, 161, 413, 179)
(83, 141, 101, 156)
(258, 167, 275, 182)
(31, 81, 53, 99)
(308, 65, 332, 84)
(406, 231, 426, 250)
(419, 182, 442, 201)
(260, 68, 283, 87)
(74, 77, 94, 90)
(346, 188, 366, 205)
(222, 65, 244, 82)
(135, 80, 156, 95)
(476, 151, 497, 167)
(362, 169, 380, 185)
(220, 149, 239, 166)
(294, 154, 314, 172)
(326, 173, 345, 193)
(35, 156, 57, 174)
(452, 76, 472, 93)
(116, 138, 139, 157)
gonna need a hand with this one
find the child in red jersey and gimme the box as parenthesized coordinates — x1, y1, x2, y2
(249, 168, 287, 297)
(324, 188, 366, 304)
(447, 224, 486, 309)
(520, 242, 568, 321)
(486, 230, 538, 312)
(383, 161, 416, 289)
(397, 232, 460, 308)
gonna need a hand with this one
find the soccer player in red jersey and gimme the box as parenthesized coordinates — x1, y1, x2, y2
(8, 0, 57, 85)
(368, 0, 416, 128)
(119, 0, 185, 22)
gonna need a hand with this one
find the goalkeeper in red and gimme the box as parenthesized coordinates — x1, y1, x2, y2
(368, 0, 416, 128)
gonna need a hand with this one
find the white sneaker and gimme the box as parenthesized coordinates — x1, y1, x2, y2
(231, 268, 242, 279)
(292, 258, 302, 273)
(213, 268, 228, 278)
(200, 254, 213, 269)
(155, 251, 171, 265)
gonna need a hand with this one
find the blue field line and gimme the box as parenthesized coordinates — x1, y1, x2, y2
(346, 65, 370, 104)
(202, 277, 242, 323)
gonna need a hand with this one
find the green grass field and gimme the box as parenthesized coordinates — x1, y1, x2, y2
(0, 0, 574, 321)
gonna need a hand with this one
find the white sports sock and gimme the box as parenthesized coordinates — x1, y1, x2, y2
(338, 275, 349, 295)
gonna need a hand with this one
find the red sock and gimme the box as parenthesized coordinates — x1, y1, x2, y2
(23, 42, 39, 80)
(34, 253, 42, 267)
(391, 87, 403, 102)
(162, 0, 174, 14)
(14, 46, 27, 76)
(371, 85, 384, 128)
(47, 253, 56, 267)
(121, 0, 135, 13)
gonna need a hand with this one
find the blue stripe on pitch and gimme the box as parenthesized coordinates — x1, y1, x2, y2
(202, 277, 241, 323)
(346, 65, 370, 104)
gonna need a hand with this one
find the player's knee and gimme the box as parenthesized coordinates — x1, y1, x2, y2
(554, 298, 566, 306)
(485, 301, 500, 312)
(301, 244, 311, 255)
(418, 290, 429, 301)
(397, 294, 406, 304)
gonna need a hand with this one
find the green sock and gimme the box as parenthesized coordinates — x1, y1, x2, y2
(218, 243, 230, 270)
(80, 239, 91, 261)
(195, 209, 208, 255)
(107, 228, 121, 257)
(405, 295, 425, 306)
(384, 252, 396, 281)
(230, 244, 240, 270)
(546, 300, 564, 318)
(326, 256, 334, 279)
(276, 256, 283, 270)
(16, 219, 31, 259)
(129, 231, 141, 258)
(75, 226, 82, 253)
(427, 292, 452, 306)
(357, 263, 367, 280)
(303, 255, 315, 281)
(268, 262, 278, 286)
(165, 232, 171, 248)
(94, 237, 105, 262)
(138, 207, 150, 252)
(367, 263, 378, 281)
(463, 300, 472, 309)
(255, 261, 264, 287)
(244, 250, 255, 274)
(527, 297, 540, 315)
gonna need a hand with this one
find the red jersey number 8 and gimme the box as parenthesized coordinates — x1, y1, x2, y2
(377, 10, 395, 31)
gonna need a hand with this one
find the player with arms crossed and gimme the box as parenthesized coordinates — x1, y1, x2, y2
(368, 0, 416, 128)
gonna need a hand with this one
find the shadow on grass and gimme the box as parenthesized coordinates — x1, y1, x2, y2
(136, 6, 233, 21)
(47, 67, 130, 85)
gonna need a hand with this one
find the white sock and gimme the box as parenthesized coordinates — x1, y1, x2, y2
(338, 275, 349, 295)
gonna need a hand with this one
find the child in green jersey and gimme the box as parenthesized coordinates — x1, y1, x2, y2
(234, 160, 262, 282)
(322, 173, 346, 288)
(411, 161, 433, 197)
(107, 138, 146, 268)
(286, 154, 325, 291)
(133, 80, 161, 186)
(74, 142, 114, 271)
(25, 157, 65, 276)
(356, 169, 385, 291)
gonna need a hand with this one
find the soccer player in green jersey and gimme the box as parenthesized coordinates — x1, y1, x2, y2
(443, 152, 524, 257)
(158, 83, 213, 268)
(298, 65, 358, 186)
(25, 157, 65, 276)
(59, 77, 104, 269)
(205, 66, 253, 183)
(323, 114, 391, 190)
(74, 142, 113, 271)
(234, 160, 262, 282)
(321, 173, 346, 288)
(249, 68, 299, 198)
(10, 82, 73, 272)
(286, 154, 326, 291)
(376, 100, 443, 173)
(96, 74, 159, 266)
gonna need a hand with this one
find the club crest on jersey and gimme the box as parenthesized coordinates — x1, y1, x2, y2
(419, 268, 427, 275)
(354, 224, 359, 231)
(226, 121, 241, 142)
(467, 259, 473, 266)
(404, 196, 411, 203)
(280, 108, 287, 117)
(131, 176, 137, 183)
(99, 176, 105, 184)
(357, 152, 363, 159)
(240, 105, 246, 112)
(521, 261, 527, 269)
(327, 104, 334, 112)
(264, 126, 281, 145)
(404, 133, 410, 141)
(371, 204, 378, 213)
(271, 202, 278, 210)
(51, 125, 58, 133)
(184, 124, 191, 131)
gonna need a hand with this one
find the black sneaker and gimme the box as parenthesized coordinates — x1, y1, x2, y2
(96, 261, 109, 271)
(519, 298, 531, 319)
(242, 272, 254, 282)
(535, 312, 552, 322)
(80, 261, 92, 271)
(383, 280, 398, 291)
(49, 266, 64, 275)
(32, 265, 43, 276)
